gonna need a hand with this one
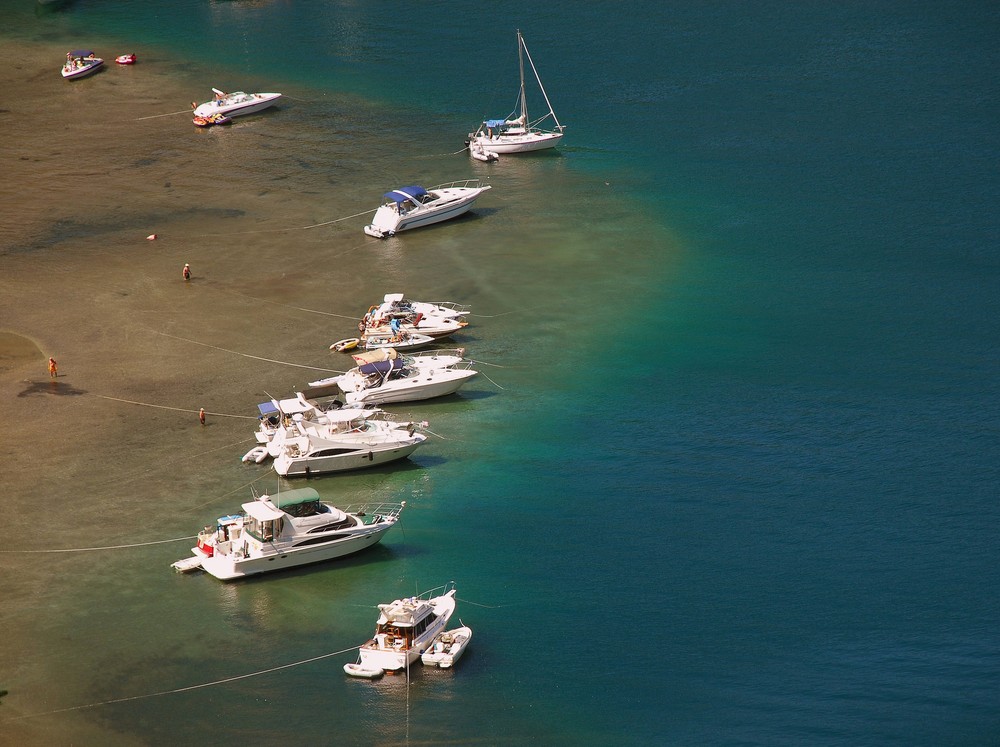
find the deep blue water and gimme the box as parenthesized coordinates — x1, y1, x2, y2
(4, 1, 1000, 744)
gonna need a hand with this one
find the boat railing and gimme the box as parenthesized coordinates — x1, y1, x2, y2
(429, 302, 472, 315)
(410, 347, 467, 360)
(430, 179, 488, 191)
(341, 501, 406, 521)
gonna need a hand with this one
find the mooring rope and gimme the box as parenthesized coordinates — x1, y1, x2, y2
(134, 109, 193, 121)
(192, 208, 376, 238)
(149, 330, 343, 373)
(3, 645, 362, 722)
(91, 394, 257, 419)
(0, 536, 196, 554)
(473, 370, 505, 391)
(212, 286, 361, 321)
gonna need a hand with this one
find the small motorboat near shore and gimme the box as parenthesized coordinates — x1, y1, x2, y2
(346, 585, 457, 675)
(193, 112, 233, 127)
(193, 88, 282, 119)
(360, 327, 436, 352)
(365, 293, 470, 323)
(363, 180, 491, 239)
(320, 354, 478, 407)
(170, 487, 405, 581)
(62, 50, 103, 79)
(421, 625, 472, 669)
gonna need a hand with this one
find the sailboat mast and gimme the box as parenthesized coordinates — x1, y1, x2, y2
(517, 29, 528, 125)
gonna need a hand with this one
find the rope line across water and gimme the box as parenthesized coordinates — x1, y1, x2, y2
(3, 645, 362, 722)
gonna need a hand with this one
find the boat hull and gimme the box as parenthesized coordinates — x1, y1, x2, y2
(470, 131, 562, 153)
(198, 526, 390, 580)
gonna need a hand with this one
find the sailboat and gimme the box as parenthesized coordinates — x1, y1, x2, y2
(466, 30, 565, 154)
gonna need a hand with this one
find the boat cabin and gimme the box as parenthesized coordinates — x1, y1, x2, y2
(374, 598, 441, 649)
(481, 115, 528, 137)
(381, 187, 431, 214)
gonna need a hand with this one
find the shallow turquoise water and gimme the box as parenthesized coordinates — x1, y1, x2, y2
(3, 1, 999, 744)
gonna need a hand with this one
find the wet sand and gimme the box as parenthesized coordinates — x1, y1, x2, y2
(0, 38, 433, 743)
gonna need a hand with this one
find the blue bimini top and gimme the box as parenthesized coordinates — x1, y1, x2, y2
(384, 186, 428, 203)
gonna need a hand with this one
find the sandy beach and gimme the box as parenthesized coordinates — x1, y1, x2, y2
(0, 37, 505, 743)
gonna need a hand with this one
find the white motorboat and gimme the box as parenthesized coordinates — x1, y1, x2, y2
(361, 295, 469, 339)
(360, 327, 436, 352)
(309, 347, 468, 391)
(350, 586, 457, 674)
(421, 625, 472, 669)
(366, 293, 470, 323)
(192, 88, 282, 119)
(363, 317, 466, 339)
(253, 392, 361, 445)
(352, 347, 468, 369)
(269, 409, 428, 477)
(62, 50, 104, 80)
(467, 30, 565, 154)
(170, 487, 404, 581)
(363, 180, 491, 238)
(321, 356, 477, 406)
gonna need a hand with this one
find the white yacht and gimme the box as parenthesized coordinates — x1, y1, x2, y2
(193, 88, 282, 118)
(171, 488, 404, 580)
(348, 586, 457, 675)
(363, 181, 491, 238)
(268, 409, 427, 477)
(252, 392, 373, 445)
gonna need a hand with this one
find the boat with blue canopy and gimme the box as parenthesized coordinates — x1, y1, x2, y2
(363, 179, 491, 238)
(466, 30, 564, 154)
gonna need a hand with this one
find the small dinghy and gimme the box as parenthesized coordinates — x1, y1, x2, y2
(344, 662, 384, 679)
(469, 143, 499, 162)
(115, 53, 136, 65)
(330, 337, 360, 353)
(241, 446, 269, 464)
(171, 555, 204, 573)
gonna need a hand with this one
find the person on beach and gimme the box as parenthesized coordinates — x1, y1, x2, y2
(183, 263, 191, 281)
(48, 357, 57, 378)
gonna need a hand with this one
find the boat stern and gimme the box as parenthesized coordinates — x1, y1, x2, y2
(364, 205, 402, 238)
